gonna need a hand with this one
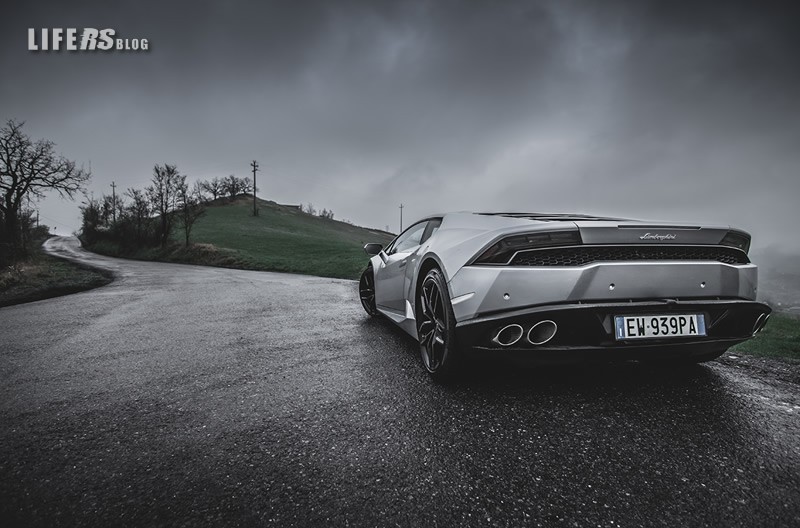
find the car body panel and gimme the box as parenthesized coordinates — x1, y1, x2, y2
(448, 261, 758, 323)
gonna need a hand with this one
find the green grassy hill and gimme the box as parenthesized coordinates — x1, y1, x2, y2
(89, 196, 394, 279)
(180, 197, 394, 279)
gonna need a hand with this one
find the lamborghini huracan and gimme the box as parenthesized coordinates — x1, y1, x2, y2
(359, 213, 771, 379)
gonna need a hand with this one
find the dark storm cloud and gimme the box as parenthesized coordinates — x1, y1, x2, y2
(1, 0, 798, 250)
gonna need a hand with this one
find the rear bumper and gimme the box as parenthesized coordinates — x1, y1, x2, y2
(455, 299, 771, 361)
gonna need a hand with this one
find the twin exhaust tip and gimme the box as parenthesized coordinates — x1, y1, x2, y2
(493, 324, 524, 346)
(492, 320, 558, 347)
(752, 313, 771, 336)
(528, 320, 559, 346)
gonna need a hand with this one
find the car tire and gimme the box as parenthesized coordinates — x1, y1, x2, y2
(417, 267, 460, 381)
(359, 265, 378, 317)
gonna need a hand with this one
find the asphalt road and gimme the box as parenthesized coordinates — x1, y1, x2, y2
(1, 237, 799, 527)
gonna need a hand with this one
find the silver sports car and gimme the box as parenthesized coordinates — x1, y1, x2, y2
(359, 213, 771, 379)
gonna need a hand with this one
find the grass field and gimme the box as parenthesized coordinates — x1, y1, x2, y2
(0, 241, 112, 307)
(731, 313, 800, 360)
(90, 197, 395, 280)
(194, 198, 394, 279)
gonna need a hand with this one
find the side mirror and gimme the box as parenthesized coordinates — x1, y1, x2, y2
(364, 243, 384, 256)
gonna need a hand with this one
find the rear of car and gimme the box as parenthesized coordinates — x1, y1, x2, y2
(448, 214, 770, 362)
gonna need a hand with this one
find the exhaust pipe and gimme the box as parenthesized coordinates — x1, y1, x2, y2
(527, 320, 558, 346)
(752, 313, 771, 336)
(492, 324, 524, 347)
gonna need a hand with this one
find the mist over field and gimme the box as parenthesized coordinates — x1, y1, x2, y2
(751, 248, 800, 312)
(1, 0, 798, 298)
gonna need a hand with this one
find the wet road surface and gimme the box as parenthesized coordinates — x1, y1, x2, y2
(1, 237, 799, 527)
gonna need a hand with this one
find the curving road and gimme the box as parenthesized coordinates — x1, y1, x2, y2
(1, 236, 799, 527)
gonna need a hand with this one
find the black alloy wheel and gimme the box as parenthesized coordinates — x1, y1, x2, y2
(359, 265, 378, 316)
(417, 268, 459, 379)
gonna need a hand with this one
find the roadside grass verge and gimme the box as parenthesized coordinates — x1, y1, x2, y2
(87, 197, 395, 280)
(0, 241, 113, 308)
(88, 240, 248, 270)
(730, 312, 800, 360)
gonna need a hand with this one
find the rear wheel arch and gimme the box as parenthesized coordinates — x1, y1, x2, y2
(414, 256, 446, 315)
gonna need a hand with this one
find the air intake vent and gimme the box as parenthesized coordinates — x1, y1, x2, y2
(509, 245, 749, 267)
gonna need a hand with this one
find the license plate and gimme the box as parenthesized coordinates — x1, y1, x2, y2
(614, 314, 706, 340)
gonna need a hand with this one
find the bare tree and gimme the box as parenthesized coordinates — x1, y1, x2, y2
(124, 188, 151, 245)
(146, 163, 183, 247)
(222, 175, 238, 199)
(192, 180, 206, 202)
(221, 175, 252, 199)
(239, 176, 253, 195)
(199, 176, 224, 202)
(176, 181, 206, 247)
(0, 119, 90, 261)
(101, 194, 115, 227)
(78, 195, 103, 246)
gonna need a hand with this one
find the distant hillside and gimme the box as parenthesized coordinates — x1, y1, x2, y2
(180, 196, 394, 279)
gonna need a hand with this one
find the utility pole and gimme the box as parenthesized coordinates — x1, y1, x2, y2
(399, 203, 404, 232)
(251, 160, 259, 216)
(111, 181, 117, 223)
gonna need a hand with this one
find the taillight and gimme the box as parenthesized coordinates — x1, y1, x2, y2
(720, 230, 751, 254)
(472, 230, 582, 264)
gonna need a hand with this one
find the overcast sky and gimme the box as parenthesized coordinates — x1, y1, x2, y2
(1, 0, 798, 250)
